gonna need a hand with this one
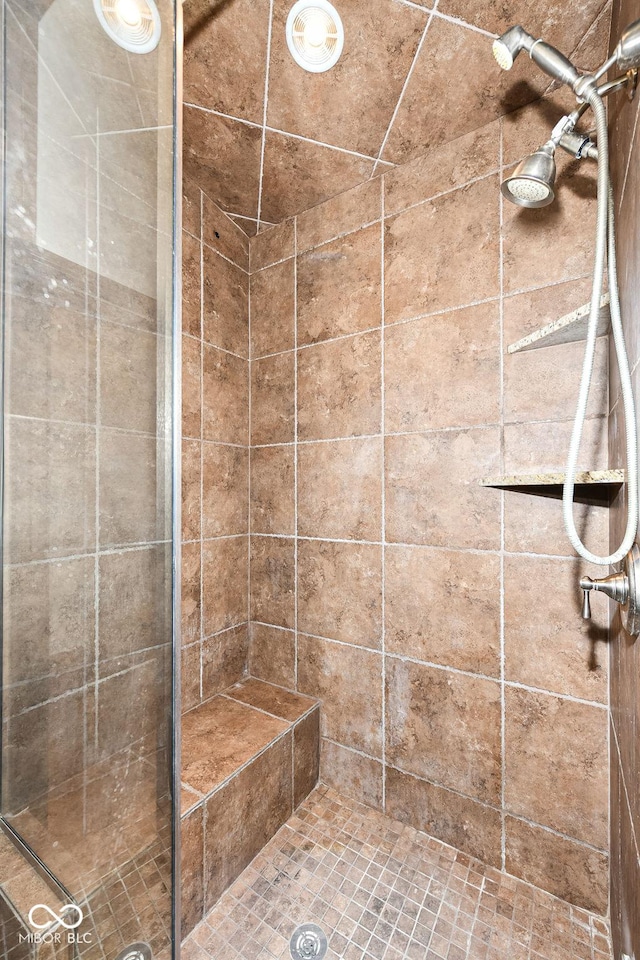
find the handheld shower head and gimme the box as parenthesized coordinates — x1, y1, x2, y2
(492, 25, 581, 90)
(615, 17, 640, 71)
(501, 141, 556, 208)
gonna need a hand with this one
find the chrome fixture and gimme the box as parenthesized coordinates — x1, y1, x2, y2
(581, 545, 640, 637)
(114, 944, 153, 960)
(491, 22, 640, 572)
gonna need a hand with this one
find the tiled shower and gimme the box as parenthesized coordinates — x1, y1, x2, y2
(1, 0, 640, 958)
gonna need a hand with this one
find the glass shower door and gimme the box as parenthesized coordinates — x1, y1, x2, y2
(0, 0, 178, 956)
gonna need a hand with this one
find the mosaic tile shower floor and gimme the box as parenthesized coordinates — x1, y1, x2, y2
(183, 786, 612, 960)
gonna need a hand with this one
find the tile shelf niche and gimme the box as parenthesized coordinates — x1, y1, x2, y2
(480, 469, 625, 505)
(508, 293, 611, 354)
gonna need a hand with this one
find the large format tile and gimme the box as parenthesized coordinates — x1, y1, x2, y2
(202, 537, 248, 636)
(202, 443, 249, 538)
(298, 331, 381, 441)
(181, 542, 201, 646)
(294, 709, 321, 808)
(386, 658, 502, 804)
(249, 623, 296, 689)
(251, 353, 295, 445)
(202, 344, 248, 444)
(250, 445, 295, 535)
(298, 540, 382, 648)
(297, 178, 382, 254)
(225, 677, 315, 722)
(181, 805, 204, 936)
(298, 634, 383, 758)
(385, 545, 500, 676)
(249, 257, 295, 359)
(505, 688, 609, 848)
(182, 696, 287, 796)
(99, 429, 163, 547)
(250, 536, 295, 629)
(321, 740, 383, 811)
(202, 246, 248, 357)
(201, 624, 249, 701)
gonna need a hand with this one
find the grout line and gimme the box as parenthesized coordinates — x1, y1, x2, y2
(498, 117, 507, 874)
(380, 176, 387, 814)
(256, 0, 274, 231)
(294, 217, 299, 690)
(373, 1, 439, 173)
(199, 188, 205, 704)
(248, 214, 253, 659)
(619, 95, 640, 211)
(201, 240, 250, 276)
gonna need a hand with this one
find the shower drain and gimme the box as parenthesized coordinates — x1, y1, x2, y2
(114, 943, 153, 960)
(289, 923, 328, 960)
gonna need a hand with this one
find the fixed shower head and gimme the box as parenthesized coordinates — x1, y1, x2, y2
(615, 17, 640, 71)
(501, 141, 556, 208)
(492, 25, 581, 90)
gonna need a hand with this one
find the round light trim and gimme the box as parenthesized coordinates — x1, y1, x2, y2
(93, 0, 161, 54)
(286, 0, 344, 73)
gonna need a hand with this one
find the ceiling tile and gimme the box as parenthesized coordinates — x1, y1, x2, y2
(183, 108, 262, 219)
(259, 132, 376, 223)
(184, 0, 271, 123)
(435, 0, 609, 45)
(382, 17, 548, 166)
(265, 0, 429, 157)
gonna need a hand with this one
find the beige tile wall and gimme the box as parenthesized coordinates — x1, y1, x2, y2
(247, 95, 612, 913)
(181, 181, 251, 714)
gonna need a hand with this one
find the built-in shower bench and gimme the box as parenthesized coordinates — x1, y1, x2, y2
(180, 677, 320, 937)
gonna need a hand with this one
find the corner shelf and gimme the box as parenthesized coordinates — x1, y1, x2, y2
(507, 293, 610, 354)
(480, 469, 624, 506)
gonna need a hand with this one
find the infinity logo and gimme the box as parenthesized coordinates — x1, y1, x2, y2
(28, 904, 84, 930)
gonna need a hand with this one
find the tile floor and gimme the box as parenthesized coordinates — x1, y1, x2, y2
(183, 785, 612, 960)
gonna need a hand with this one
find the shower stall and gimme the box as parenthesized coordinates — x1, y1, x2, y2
(2, 0, 640, 958)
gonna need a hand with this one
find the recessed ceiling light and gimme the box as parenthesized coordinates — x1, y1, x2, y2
(286, 0, 344, 73)
(93, 0, 161, 54)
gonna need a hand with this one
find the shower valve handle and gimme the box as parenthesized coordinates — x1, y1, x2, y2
(578, 544, 640, 635)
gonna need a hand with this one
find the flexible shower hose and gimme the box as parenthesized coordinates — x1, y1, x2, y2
(562, 88, 639, 565)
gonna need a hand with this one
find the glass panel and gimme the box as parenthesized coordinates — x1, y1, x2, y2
(0, 0, 177, 955)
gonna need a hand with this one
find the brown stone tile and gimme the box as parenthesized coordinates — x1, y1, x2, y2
(504, 688, 609, 848)
(204, 733, 293, 908)
(298, 331, 381, 441)
(249, 624, 296, 689)
(250, 257, 295, 359)
(504, 491, 609, 557)
(99, 429, 163, 547)
(5, 419, 96, 563)
(182, 439, 201, 543)
(266, 0, 427, 157)
(298, 540, 382, 648)
(384, 175, 500, 324)
(297, 634, 383, 757)
(385, 302, 500, 432)
(184, 0, 270, 123)
(202, 442, 248, 538)
(298, 437, 383, 541)
(98, 545, 170, 662)
(182, 334, 201, 439)
(251, 353, 295, 445)
(182, 643, 201, 714)
(384, 122, 500, 217)
(202, 246, 249, 357)
(182, 696, 287, 796)
(386, 767, 502, 868)
(250, 536, 295, 629)
(250, 445, 295, 535)
(183, 108, 261, 220)
(181, 805, 204, 937)
(385, 545, 500, 676)
(96, 654, 163, 760)
(260, 132, 377, 224)
(321, 739, 384, 810)
(503, 417, 608, 474)
(202, 193, 249, 270)
(501, 90, 581, 168)
(294, 710, 320, 810)
(386, 658, 502, 804)
(6, 296, 96, 426)
(201, 624, 249, 701)
(250, 219, 295, 272)
(202, 536, 248, 636)
(382, 17, 547, 165)
(297, 224, 382, 346)
(504, 555, 608, 703)
(183, 231, 201, 339)
(502, 162, 597, 295)
(202, 343, 248, 444)
(183, 177, 201, 239)
(181, 785, 202, 816)
(226, 677, 316, 722)
(297, 178, 382, 254)
(385, 429, 501, 550)
(505, 816, 608, 914)
(182, 541, 201, 646)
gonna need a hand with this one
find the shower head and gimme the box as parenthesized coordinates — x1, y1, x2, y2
(501, 141, 556, 208)
(615, 18, 640, 71)
(492, 25, 581, 90)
